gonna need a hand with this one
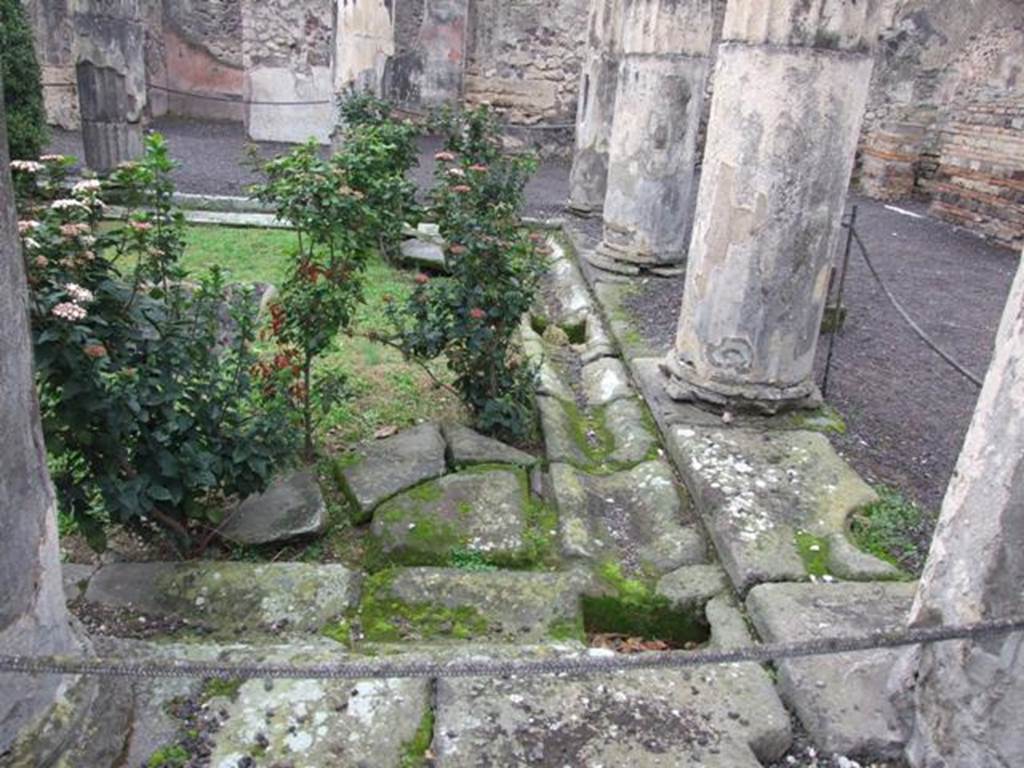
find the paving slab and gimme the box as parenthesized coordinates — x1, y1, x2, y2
(371, 468, 536, 564)
(434, 661, 790, 766)
(442, 423, 538, 468)
(746, 581, 917, 758)
(360, 568, 588, 644)
(657, 564, 732, 610)
(593, 280, 662, 359)
(662, 425, 882, 593)
(219, 470, 327, 546)
(581, 356, 633, 406)
(339, 424, 447, 522)
(62, 563, 97, 603)
(547, 245, 594, 327)
(551, 461, 707, 575)
(83, 562, 359, 637)
(539, 395, 658, 472)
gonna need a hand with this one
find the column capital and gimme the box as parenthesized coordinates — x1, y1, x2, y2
(722, 0, 885, 53)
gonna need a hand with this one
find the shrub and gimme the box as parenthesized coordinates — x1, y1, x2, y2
(335, 118, 420, 261)
(250, 140, 375, 460)
(15, 135, 296, 551)
(388, 107, 546, 441)
(0, 0, 48, 159)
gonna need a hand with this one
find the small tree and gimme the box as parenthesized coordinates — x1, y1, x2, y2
(15, 135, 296, 551)
(0, 0, 48, 159)
(251, 140, 375, 460)
(388, 107, 546, 441)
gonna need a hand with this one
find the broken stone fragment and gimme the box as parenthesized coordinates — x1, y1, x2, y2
(219, 470, 327, 546)
(339, 423, 447, 522)
(657, 564, 731, 610)
(441, 424, 538, 468)
(400, 238, 447, 271)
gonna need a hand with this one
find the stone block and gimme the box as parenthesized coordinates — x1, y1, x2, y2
(245, 65, 334, 144)
(219, 470, 328, 546)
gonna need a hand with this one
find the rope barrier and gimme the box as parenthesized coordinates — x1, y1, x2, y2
(1, 616, 1021, 681)
(852, 228, 984, 388)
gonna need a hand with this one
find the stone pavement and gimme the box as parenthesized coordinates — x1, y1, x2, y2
(41, 233, 922, 768)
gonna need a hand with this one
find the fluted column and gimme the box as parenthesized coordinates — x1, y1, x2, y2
(900, 255, 1024, 767)
(664, 0, 884, 411)
(567, 0, 623, 216)
(588, 0, 714, 275)
(74, 0, 146, 173)
(0, 74, 90, 760)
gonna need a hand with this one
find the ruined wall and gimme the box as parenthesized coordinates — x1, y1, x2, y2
(464, 0, 587, 125)
(241, 0, 335, 142)
(156, 0, 245, 120)
(857, 0, 1023, 249)
(23, 0, 79, 128)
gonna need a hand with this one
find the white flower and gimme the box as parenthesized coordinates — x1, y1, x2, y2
(10, 160, 43, 173)
(52, 302, 88, 322)
(17, 220, 40, 235)
(72, 179, 102, 196)
(50, 198, 88, 211)
(447, 167, 466, 178)
(23, 237, 41, 252)
(64, 283, 95, 304)
(39, 154, 67, 163)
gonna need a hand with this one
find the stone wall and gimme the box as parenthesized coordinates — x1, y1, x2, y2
(856, 0, 1024, 249)
(464, 0, 587, 126)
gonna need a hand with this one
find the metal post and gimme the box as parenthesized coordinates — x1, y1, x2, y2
(821, 204, 857, 398)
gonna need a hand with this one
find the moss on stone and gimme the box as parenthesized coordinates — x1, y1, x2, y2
(790, 405, 848, 435)
(354, 570, 490, 643)
(147, 744, 190, 768)
(547, 615, 585, 642)
(322, 618, 353, 647)
(795, 531, 831, 577)
(399, 705, 436, 768)
(585, 562, 709, 647)
(200, 677, 243, 703)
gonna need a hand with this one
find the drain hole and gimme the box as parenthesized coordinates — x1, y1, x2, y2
(582, 595, 710, 652)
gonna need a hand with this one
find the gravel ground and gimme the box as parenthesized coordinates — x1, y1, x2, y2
(47, 120, 1020, 513)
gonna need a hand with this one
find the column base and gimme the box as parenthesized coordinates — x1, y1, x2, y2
(587, 239, 687, 278)
(660, 352, 822, 415)
(565, 201, 604, 219)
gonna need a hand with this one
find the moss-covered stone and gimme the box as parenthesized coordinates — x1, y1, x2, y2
(399, 705, 436, 768)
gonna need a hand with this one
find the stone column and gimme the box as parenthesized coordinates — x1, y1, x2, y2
(590, 0, 714, 275)
(0, 75, 90, 760)
(73, 0, 147, 173)
(899, 255, 1024, 767)
(335, 0, 395, 97)
(566, 0, 622, 217)
(663, 0, 884, 411)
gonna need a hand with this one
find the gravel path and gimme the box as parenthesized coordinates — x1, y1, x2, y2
(47, 120, 1020, 512)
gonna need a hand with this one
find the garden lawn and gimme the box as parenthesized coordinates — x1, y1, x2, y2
(179, 224, 466, 449)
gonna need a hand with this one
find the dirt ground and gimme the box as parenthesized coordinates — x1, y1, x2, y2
(47, 120, 1020, 514)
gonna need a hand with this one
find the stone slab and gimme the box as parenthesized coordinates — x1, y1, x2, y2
(442, 423, 538, 468)
(657, 564, 732, 610)
(434, 660, 790, 766)
(547, 245, 594, 326)
(339, 423, 447, 521)
(371, 468, 532, 563)
(746, 581, 917, 758)
(581, 357, 632, 406)
(83, 562, 359, 637)
(539, 396, 658, 472)
(374, 568, 587, 643)
(551, 461, 707, 575)
(593, 280, 662, 359)
(219, 470, 328, 546)
(663, 425, 882, 593)
(62, 563, 97, 603)
(400, 238, 447, 271)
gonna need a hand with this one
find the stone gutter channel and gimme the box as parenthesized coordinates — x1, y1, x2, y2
(30, 225, 918, 767)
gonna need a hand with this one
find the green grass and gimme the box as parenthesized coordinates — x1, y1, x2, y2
(170, 225, 466, 449)
(851, 486, 933, 576)
(795, 531, 831, 577)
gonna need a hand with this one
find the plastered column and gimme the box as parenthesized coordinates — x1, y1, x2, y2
(0, 75, 91, 761)
(567, 0, 622, 217)
(335, 0, 395, 97)
(73, 0, 147, 172)
(664, 0, 884, 411)
(591, 0, 713, 274)
(899, 255, 1024, 767)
